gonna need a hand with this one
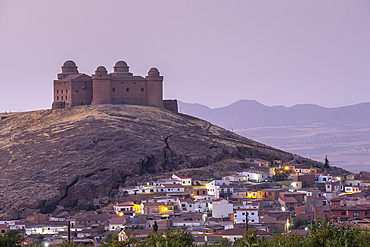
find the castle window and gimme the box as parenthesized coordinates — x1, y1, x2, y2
(61, 96, 63, 100)
(66, 89, 68, 93)
(85, 81, 87, 84)
(141, 88, 144, 92)
(61, 90, 63, 94)
(126, 88, 129, 92)
(66, 96, 67, 100)
(57, 96, 59, 100)
(112, 88, 116, 92)
(57, 90, 59, 94)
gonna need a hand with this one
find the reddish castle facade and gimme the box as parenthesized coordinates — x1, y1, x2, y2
(52, 60, 177, 112)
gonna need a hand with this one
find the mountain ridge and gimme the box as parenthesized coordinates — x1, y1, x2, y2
(178, 100, 370, 173)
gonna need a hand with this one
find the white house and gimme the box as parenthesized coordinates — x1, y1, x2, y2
(120, 186, 140, 195)
(206, 180, 230, 199)
(315, 174, 332, 183)
(161, 183, 185, 193)
(109, 217, 127, 231)
(172, 174, 192, 186)
(234, 208, 259, 224)
(114, 202, 135, 215)
(194, 200, 212, 212)
(180, 198, 196, 212)
(344, 186, 360, 193)
(236, 170, 269, 182)
(211, 198, 233, 219)
(222, 175, 247, 182)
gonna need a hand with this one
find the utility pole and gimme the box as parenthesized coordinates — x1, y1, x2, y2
(68, 221, 71, 244)
(245, 212, 249, 232)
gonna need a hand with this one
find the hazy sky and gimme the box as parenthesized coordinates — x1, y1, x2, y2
(0, 0, 369, 112)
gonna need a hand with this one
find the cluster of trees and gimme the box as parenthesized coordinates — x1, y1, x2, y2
(101, 228, 194, 247)
(0, 230, 24, 247)
(234, 219, 369, 247)
(38, 200, 56, 214)
(100, 219, 369, 247)
(4, 218, 368, 246)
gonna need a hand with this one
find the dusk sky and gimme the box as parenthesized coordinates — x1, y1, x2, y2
(0, 0, 369, 112)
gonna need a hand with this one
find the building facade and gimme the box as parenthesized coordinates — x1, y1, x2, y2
(52, 60, 177, 112)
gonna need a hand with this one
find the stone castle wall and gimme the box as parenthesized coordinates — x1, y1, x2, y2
(52, 60, 177, 112)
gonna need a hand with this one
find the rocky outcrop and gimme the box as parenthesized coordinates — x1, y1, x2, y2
(0, 104, 320, 219)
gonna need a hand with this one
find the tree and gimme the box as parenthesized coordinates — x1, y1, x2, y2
(0, 230, 24, 247)
(142, 228, 194, 247)
(39, 200, 56, 214)
(86, 201, 95, 211)
(324, 155, 330, 169)
(290, 217, 313, 230)
(234, 229, 259, 247)
(153, 220, 158, 232)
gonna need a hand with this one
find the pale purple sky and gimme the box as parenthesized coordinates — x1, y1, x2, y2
(0, 0, 369, 112)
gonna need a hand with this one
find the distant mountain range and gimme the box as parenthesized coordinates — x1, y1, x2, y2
(178, 100, 370, 173)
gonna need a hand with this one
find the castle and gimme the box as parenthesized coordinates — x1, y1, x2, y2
(52, 60, 178, 112)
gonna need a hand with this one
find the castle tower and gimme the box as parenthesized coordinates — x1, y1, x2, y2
(58, 60, 79, 79)
(111, 61, 133, 77)
(91, 66, 112, 105)
(145, 68, 163, 107)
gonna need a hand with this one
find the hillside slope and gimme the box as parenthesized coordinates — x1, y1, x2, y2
(0, 104, 321, 219)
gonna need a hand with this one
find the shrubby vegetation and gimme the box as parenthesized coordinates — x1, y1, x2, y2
(100, 219, 369, 247)
(0, 230, 24, 247)
(38, 200, 56, 214)
(235, 218, 369, 247)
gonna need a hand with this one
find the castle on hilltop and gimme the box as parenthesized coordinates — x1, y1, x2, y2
(52, 60, 178, 112)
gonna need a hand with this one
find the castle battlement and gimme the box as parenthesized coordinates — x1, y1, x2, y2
(52, 60, 177, 112)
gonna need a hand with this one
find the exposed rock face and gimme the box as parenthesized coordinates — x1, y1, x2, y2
(0, 105, 318, 219)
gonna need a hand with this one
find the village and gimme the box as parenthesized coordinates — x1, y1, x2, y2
(0, 159, 369, 246)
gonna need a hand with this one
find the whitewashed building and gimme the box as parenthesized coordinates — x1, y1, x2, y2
(211, 198, 233, 219)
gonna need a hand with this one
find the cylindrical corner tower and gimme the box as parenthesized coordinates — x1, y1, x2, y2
(58, 60, 79, 79)
(145, 68, 163, 107)
(91, 66, 112, 105)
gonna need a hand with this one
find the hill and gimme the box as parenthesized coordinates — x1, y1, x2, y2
(178, 100, 370, 173)
(0, 104, 336, 219)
